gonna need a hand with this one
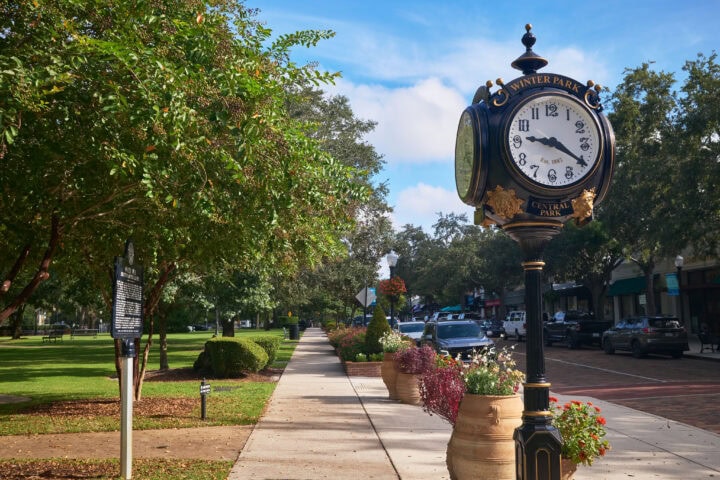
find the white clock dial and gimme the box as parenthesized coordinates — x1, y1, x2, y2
(506, 93, 602, 188)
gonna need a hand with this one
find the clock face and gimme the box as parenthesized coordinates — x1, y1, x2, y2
(505, 93, 602, 189)
(455, 110, 476, 200)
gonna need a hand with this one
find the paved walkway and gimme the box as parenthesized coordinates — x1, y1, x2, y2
(230, 328, 720, 479)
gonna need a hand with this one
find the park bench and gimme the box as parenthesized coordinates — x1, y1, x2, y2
(698, 332, 718, 353)
(42, 330, 64, 343)
(70, 329, 98, 339)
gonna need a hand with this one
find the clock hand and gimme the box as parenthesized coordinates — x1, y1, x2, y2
(546, 137, 588, 167)
(526, 135, 587, 167)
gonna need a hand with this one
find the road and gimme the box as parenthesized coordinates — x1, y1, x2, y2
(501, 339, 720, 435)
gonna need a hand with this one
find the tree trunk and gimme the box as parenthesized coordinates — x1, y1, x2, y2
(0, 215, 62, 323)
(10, 304, 25, 339)
(222, 318, 235, 337)
(159, 311, 169, 370)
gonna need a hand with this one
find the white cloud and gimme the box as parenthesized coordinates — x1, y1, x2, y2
(391, 183, 475, 232)
(329, 77, 465, 164)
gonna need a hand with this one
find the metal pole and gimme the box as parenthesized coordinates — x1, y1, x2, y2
(677, 265, 684, 328)
(505, 222, 563, 480)
(120, 339, 134, 479)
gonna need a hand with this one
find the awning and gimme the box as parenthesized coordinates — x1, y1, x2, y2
(608, 277, 646, 296)
(441, 305, 462, 312)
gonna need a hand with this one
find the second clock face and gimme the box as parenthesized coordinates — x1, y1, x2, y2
(505, 93, 602, 189)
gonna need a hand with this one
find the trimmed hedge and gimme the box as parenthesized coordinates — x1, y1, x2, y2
(194, 337, 268, 378)
(249, 335, 281, 365)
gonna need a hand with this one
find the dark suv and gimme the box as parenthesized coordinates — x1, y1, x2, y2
(601, 316, 689, 359)
(422, 320, 493, 360)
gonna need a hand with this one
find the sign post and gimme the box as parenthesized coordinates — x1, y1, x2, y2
(111, 240, 144, 480)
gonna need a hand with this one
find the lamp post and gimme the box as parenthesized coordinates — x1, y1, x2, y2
(675, 255, 685, 328)
(387, 250, 399, 323)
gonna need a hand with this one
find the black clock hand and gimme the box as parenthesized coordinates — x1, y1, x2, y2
(526, 136, 587, 167)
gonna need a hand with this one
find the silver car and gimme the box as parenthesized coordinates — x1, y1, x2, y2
(395, 321, 426, 345)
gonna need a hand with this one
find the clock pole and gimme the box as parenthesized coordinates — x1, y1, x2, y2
(505, 221, 563, 480)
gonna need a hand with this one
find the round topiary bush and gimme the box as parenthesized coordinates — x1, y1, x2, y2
(249, 335, 281, 365)
(197, 337, 269, 378)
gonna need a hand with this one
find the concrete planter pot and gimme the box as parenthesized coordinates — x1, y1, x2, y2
(446, 394, 523, 480)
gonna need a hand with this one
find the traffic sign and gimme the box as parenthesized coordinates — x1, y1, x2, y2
(355, 287, 376, 307)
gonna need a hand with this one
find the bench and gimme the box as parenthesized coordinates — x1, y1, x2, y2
(698, 332, 718, 353)
(42, 331, 64, 343)
(71, 329, 98, 339)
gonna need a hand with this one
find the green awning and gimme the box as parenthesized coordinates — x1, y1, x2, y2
(608, 277, 646, 296)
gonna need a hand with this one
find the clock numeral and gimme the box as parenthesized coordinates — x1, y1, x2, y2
(518, 152, 527, 166)
(530, 164, 539, 178)
(545, 103, 558, 117)
(518, 119, 530, 132)
(565, 166, 574, 180)
(531, 107, 539, 120)
(548, 169, 557, 183)
(575, 120, 585, 134)
(512, 135, 522, 149)
(579, 137, 590, 151)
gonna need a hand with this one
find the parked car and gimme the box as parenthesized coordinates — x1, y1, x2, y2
(478, 318, 506, 338)
(544, 310, 612, 348)
(394, 321, 426, 345)
(601, 316, 689, 359)
(422, 320, 494, 360)
(503, 311, 526, 341)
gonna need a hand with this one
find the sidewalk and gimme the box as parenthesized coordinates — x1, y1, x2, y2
(229, 328, 720, 479)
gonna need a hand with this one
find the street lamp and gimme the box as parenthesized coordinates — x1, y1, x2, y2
(675, 255, 684, 328)
(386, 250, 399, 323)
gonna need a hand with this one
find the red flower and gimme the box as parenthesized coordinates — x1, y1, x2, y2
(379, 277, 407, 297)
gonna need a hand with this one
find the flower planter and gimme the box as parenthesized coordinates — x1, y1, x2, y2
(395, 371, 421, 405)
(561, 458, 578, 480)
(446, 394, 523, 480)
(381, 352, 400, 400)
(343, 361, 382, 377)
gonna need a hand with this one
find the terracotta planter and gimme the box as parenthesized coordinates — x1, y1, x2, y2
(446, 394, 523, 480)
(395, 371, 421, 405)
(381, 352, 399, 400)
(343, 361, 382, 377)
(561, 458, 578, 480)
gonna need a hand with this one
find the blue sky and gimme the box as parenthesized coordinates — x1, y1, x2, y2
(255, 1, 719, 234)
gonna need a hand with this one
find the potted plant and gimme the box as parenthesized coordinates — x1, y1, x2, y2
(549, 397, 610, 479)
(379, 330, 406, 400)
(420, 346, 524, 480)
(394, 344, 436, 405)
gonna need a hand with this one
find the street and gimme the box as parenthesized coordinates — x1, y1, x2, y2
(502, 339, 720, 435)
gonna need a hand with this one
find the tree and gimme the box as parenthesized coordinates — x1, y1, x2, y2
(604, 63, 678, 314)
(1, 1, 367, 399)
(671, 53, 720, 257)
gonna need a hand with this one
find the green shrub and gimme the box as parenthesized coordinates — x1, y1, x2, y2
(365, 306, 390, 355)
(249, 335, 281, 365)
(195, 338, 269, 378)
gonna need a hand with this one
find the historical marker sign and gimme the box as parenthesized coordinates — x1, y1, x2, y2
(111, 240, 144, 340)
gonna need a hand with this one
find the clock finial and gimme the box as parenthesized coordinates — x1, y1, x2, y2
(511, 24, 548, 75)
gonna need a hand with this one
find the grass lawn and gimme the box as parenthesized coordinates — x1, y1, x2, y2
(0, 329, 298, 435)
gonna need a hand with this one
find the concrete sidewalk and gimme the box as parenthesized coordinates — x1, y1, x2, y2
(229, 328, 720, 479)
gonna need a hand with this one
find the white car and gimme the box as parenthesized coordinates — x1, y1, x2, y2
(395, 321, 426, 345)
(503, 311, 526, 341)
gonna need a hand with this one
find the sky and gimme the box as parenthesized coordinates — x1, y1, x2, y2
(255, 1, 719, 234)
